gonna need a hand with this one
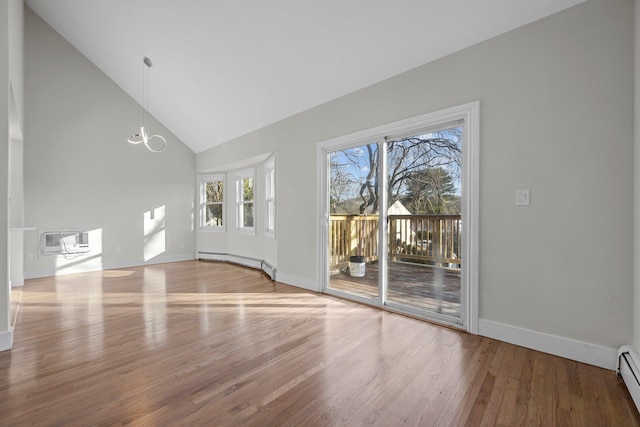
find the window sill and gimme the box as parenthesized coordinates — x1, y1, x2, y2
(235, 227, 255, 235)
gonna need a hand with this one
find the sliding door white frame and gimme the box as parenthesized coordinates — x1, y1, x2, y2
(318, 101, 479, 333)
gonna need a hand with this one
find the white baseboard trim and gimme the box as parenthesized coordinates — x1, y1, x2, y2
(276, 272, 321, 292)
(0, 328, 14, 352)
(198, 252, 262, 269)
(24, 253, 197, 280)
(479, 319, 617, 370)
(10, 278, 24, 287)
(197, 252, 276, 280)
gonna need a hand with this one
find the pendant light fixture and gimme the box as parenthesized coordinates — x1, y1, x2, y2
(127, 57, 167, 153)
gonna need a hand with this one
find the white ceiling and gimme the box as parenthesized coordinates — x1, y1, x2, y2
(26, 0, 586, 153)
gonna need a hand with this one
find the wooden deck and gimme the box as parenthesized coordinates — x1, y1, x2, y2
(330, 261, 461, 317)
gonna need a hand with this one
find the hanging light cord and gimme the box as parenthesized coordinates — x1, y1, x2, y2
(142, 58, 146, 128)
(127, 57, 167, 153)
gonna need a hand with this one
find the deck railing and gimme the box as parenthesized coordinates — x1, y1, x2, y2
(388, 214, 461, 267)
(329, 215, 379, 271)
(329, 214, 461, 272)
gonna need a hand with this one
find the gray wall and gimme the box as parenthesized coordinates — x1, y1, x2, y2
(23, 8, 196, 278)
(198, 0, 634, 352)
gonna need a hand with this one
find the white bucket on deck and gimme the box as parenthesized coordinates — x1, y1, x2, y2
(349, 256, 366, 277)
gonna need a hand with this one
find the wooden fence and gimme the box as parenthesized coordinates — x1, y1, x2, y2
(329, 214, 461, 272)
(329, 215, 379, 271)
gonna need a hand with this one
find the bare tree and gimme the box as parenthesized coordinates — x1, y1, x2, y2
(387, 129, 461, 210)
(329, 152, 359, 213)
(329, 126, 462, 215)
(357, 144, 379, 214)
(404, 167, 459, 214)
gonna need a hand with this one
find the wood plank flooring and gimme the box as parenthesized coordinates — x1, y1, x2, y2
(1, 260, 638, 426)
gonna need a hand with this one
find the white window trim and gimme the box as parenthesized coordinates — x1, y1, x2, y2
(198, 173, 225, 233)
(264, 155, 276, 238)
(235, 168, 255, 234)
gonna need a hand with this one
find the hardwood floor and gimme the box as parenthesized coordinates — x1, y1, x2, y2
(1, 260, 638, 426)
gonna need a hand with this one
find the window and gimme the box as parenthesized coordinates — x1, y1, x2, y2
(198, 174, 225, 231)
(265, 156, 276, 237)
(235, 169, 255, 232)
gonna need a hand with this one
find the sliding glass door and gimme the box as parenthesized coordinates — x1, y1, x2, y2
(322, 104, 477, 329)
(327, 142, 381, 302)
(385, 125, 462, 320)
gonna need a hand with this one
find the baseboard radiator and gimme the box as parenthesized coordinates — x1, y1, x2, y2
(260, 261, 276, 280)
(618, 345, 640, 412)
(198, 252, 276, 281)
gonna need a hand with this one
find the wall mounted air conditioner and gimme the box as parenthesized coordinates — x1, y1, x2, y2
(41, 231, 91, 256)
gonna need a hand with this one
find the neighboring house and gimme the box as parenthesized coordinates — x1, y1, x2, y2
(388, 200, 414, 246)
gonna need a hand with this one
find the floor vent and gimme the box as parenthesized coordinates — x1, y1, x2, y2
(618, 345, 640, 412)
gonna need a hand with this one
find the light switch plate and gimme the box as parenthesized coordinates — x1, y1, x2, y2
(516, 189, 530, 206)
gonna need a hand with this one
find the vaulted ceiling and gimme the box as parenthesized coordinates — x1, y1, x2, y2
(25, 0, 587, 153)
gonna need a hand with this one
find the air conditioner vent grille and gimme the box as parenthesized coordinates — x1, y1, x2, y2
(41, 231, 91, 256)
